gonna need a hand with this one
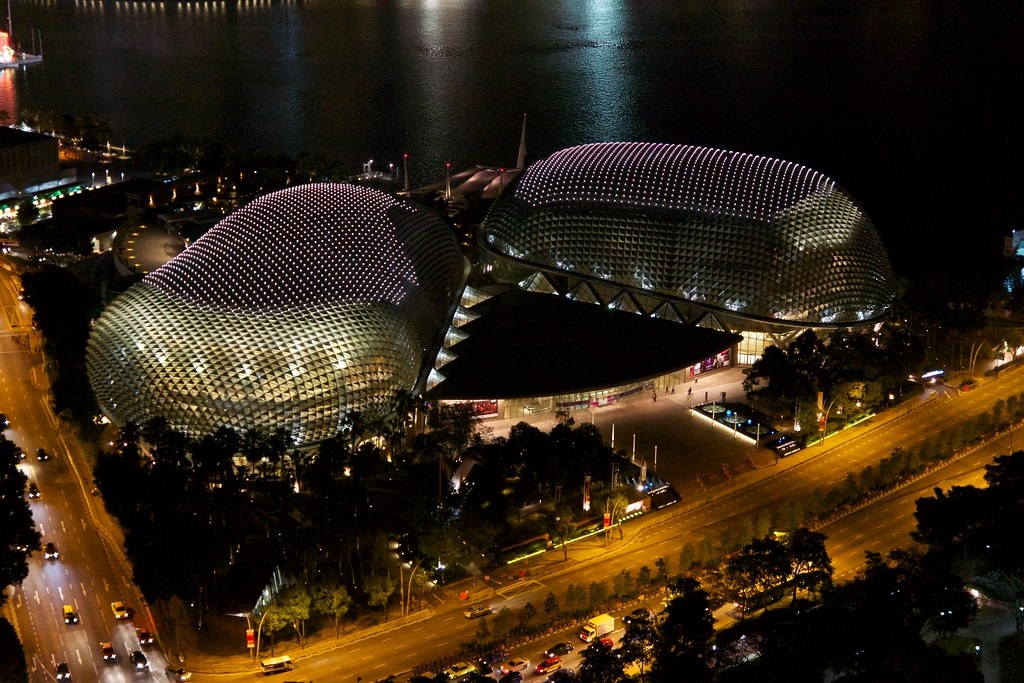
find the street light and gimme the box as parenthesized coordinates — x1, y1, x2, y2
(253, 606, 276, 661)
(817, 397, 860, 445)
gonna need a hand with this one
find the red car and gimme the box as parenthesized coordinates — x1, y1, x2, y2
(535, 656, 562, 675)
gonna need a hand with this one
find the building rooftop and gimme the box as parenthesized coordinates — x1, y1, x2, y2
(432, 288, 741, 399)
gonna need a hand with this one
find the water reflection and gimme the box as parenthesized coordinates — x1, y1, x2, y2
(0, 68, 19, 118)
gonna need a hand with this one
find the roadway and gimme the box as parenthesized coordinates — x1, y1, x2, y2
(2, 251, 1020, 682)
(202, 361, 1022, 682)
(0, 259, 179, 682)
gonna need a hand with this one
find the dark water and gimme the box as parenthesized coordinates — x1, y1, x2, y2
(3, 0, 1022, 276)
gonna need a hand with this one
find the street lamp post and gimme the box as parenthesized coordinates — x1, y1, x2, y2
(253, 606, 275, 662)
(817, 397, 860, 445)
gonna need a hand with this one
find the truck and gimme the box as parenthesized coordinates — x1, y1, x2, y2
(579, 613, 615, 642)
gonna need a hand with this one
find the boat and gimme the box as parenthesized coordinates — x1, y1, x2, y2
(0, 3, 42, 70)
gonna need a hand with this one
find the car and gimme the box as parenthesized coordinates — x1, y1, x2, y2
(479, 647, 510, 668)
(623, 607, 653, 625)
(498, 673, 524, 683)
(165, 666, 192, 681)
(101, 641, 117, 661)
(136, 627, 154, 646)
(586, 637, 614, 653)
(534, 657, 562, 675)
(130, 650, 150, 671)
(43, 542, 59, 560)
(63, 605, 80, 625)
(464, 604, 492, 619)
(13, 445, 24, 459)
(443, 661, 477, 679)
(500, 658, 530, 675)
(36, 448, 50, 461)
(55, 661, 72, 680)
(545, 642, 574, 657)
(546, 670, 576, 683)
(26, 482, 40, 499)
(111, 601, 130, 619)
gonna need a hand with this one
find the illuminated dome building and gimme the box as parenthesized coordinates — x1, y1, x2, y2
(87, 183, 467, 446)
(479, 142, 895, 363)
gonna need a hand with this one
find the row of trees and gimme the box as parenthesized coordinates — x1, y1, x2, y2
(413, 514, 985, 683)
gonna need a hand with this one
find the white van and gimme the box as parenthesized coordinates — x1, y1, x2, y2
(259, 655, 294, 674)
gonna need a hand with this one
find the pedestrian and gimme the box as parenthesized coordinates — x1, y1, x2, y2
(687, 387, 692, 398)
(705, 391, 708, 401)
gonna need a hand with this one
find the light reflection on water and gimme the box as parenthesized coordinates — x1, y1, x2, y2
(6, 1, 1020, 271)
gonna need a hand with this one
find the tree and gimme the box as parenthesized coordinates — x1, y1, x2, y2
(16, 198, 39, 227)
(310, 579, 352, 637)
(617, 618, 659, 677)
(913, 450, 1024, 632)
(577, 636, 626, 683)
(785, 527, 834, 601)
(364, 574, 396, 622)
(518, 601, 537, 630)
(276, 585, 311, 647)
(652, 577, 714, 683)
(0, 616, 28, 682)
(549, 504, 578, 561)
(543, 592, 560, 623)
(819, 548, 979, 680)
(723, 535, 790, 616)
(0, 435, 41, 605)
(258, 607, 290, 657)
(605, 490, 628, 542)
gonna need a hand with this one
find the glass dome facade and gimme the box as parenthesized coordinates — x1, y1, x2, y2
(480, 142, 895, 327)
(87, 183, 466, 445)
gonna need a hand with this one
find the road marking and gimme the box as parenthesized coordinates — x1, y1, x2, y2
(496, 578, 545, 599)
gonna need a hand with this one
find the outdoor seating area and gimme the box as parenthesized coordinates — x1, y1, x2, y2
(693, 401, 777, 444)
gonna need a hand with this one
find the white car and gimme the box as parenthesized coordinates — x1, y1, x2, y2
(165, 666, 192, 681)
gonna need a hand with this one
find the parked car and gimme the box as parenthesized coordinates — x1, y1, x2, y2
(464, 604, 493, 619)
(545, 642, 574, 657)
(535, 657, 562, 675)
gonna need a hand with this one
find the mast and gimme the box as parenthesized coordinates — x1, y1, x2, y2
(7, 0, 13, 41)
(516, 113, 527, 170)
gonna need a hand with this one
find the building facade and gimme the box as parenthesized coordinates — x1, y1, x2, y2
(479, 142, 896, 364)
(87, 183, 467, 446)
